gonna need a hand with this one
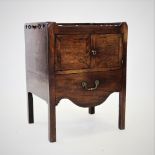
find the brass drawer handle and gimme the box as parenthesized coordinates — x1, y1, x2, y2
(81, 80, 100, 91)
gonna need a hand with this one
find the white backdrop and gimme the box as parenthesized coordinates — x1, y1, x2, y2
(0, 0, 154, 155)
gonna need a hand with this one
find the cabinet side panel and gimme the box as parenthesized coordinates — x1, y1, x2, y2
(24, 23, 49, 101)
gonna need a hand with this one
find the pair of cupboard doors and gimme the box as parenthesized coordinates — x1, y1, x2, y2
(55, 33, 123, 71)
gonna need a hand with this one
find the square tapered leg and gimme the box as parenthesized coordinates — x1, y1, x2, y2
(89, 107, 95, 114)
(27, 92, 34, 123)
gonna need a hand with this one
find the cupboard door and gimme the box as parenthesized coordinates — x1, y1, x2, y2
(91, 34, 123, 68)
(56, 35, 91, 71)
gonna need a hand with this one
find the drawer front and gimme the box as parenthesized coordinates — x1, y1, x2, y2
(55, 70, 122, 107)
(55, 35, 90, 70)
(91, 34, 123, 68)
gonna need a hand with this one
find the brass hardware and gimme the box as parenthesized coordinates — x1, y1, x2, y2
(81, 80, 100, 91)
(91, 49, 97, 55)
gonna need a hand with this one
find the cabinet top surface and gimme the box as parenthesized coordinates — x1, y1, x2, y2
(25, 22, 125, 27)
(25, 22, 128, 35)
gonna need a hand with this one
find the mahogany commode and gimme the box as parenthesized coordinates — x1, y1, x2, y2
(24, 22, 128, 142)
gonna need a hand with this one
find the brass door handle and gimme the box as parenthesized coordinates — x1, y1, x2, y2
(91, 49, 97, 55)
(81, 80, 100, 91)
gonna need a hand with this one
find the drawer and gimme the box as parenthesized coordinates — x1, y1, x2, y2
(55, 34, 123, 71)
(55, 70, 122, 107)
